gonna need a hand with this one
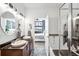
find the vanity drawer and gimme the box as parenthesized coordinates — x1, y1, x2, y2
(1, 49, 22, 56)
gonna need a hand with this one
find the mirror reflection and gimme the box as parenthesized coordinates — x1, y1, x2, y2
(0, 12, 16, 35)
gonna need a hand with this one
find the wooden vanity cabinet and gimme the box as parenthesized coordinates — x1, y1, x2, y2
(0, 50, 1, 56)
(24, 38, 34, 55)
(1, 43, 29, 56)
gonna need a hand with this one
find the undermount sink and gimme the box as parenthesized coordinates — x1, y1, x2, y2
(23, 36, 31, 39)
(11, 40, 28, 48)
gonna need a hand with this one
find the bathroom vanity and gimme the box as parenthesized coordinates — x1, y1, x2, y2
(0, 4, 33, 56)
(0, 41, 29, 56)
(0, 36, 33, 56)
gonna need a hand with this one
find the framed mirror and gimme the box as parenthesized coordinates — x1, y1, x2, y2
(0, 11, 17, 35)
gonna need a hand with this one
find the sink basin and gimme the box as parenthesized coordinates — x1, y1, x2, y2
(11, 40, 28, 48)
(23, 36, 31, 39)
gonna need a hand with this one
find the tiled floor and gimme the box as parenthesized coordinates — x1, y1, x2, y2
(34, 42, 46, 56)
(32, 41, 47, 56)
(31, 34, 46, 56)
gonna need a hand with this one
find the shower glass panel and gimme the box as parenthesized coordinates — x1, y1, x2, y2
(59, 3, 79, 56)
(71, 3, 79, 56)
(59, 3, 71, 56)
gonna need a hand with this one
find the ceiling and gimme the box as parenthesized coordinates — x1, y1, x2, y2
(12, 3, 61, 17)
(24, 3, 60, 9)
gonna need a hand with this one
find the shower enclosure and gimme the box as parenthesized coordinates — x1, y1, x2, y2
(59, 3, 79, 56)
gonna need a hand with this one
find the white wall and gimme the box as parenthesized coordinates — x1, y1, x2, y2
(24, 7, 58, 37)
